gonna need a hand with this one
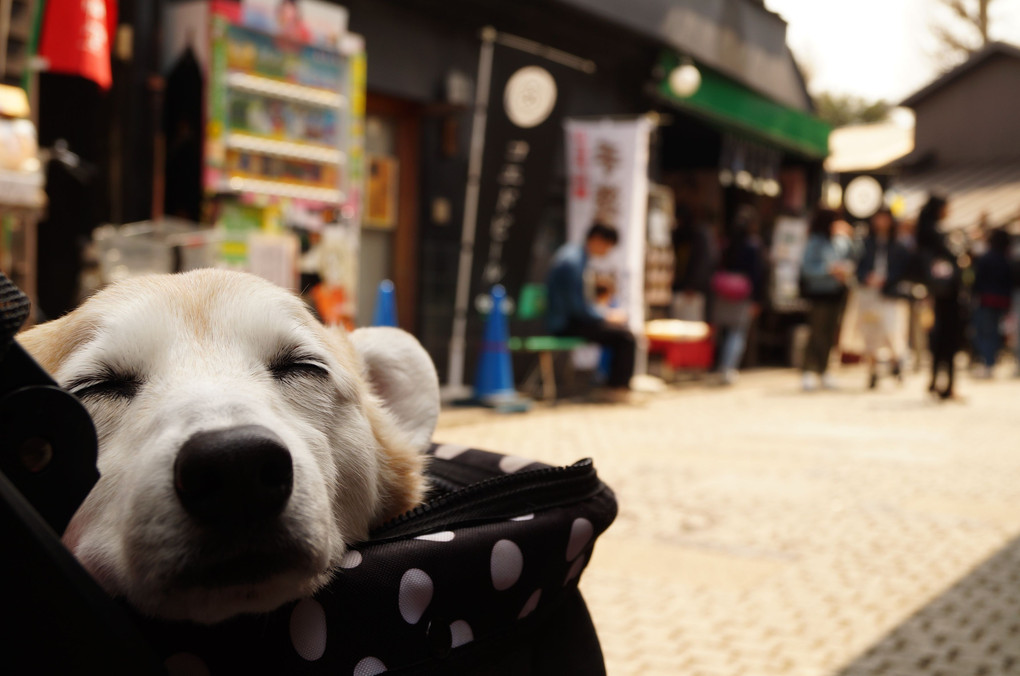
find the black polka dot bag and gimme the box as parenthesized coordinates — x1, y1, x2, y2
(134, 443, 618, 675)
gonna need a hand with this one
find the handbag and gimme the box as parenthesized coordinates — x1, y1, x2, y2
(711, 270, 752, 302)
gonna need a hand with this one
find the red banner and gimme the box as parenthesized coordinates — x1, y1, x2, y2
(38, 0, 117, 90)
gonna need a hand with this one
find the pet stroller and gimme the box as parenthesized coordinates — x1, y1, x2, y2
(0, 273, 617, 675)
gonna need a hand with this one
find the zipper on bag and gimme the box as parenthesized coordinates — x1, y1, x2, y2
(370, 458, 602, 541)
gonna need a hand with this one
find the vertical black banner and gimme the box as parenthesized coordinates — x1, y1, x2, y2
(467, 42, 575, 314)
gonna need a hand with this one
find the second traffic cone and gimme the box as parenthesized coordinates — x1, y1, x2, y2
(372, 280, 398, 327)
(473, 285, 528, 410)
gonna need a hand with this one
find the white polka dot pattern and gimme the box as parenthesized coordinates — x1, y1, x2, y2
(518, 589, 542, 619)
(289, 599, 327, 661)
(353, 656, 387, 675)
(490, 539, 524, 590)
(498, 455, 533, 473)
(566, 517, 593, 561)
(398, 568, 434, 624)
(340, 550, 363, 569)
(164, 653, 210, 676)
(432, 443, 469, 459)
(450, 619, 474, 648)
(415, 531, 455, 542)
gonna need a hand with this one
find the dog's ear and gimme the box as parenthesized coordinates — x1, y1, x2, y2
(349, 327, 440, 451)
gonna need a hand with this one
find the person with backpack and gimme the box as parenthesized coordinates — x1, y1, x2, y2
(800, 208, 858, 391)
(710, 205, 764, 385)
(916, 194, 965, 400)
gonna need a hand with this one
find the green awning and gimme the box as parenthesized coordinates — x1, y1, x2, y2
(656, 52, 831, 159)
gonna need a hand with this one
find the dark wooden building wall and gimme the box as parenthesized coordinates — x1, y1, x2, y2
(912, 53, 1020, 162)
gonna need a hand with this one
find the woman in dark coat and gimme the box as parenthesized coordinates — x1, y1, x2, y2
(916, 194, 964, 400)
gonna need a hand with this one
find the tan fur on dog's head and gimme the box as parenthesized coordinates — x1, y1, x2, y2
(18, 269, 439, 623)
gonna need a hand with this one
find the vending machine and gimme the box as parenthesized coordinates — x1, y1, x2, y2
(163, 0, 365, 327)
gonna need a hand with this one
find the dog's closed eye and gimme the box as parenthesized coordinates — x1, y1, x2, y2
(268, 347, 330, 383)
(68, 368, 142, 401)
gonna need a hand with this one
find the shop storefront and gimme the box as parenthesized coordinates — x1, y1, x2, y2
(16, 0, 826, 381)
(648, 49, 831, 364)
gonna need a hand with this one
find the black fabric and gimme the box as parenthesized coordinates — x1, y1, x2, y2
(36, 74, 105, 320)
(972, 249, 1012, 302)
(803, 296, 844, 375)
(0, 272, 30, 355)
(929, 297, 965, 396)
(672, 221, 715, 295)
(560, 319, 636, 388)
(163, 47, 204, 222)
(719, 238, 765, 303)
(856, 236, 913, 299)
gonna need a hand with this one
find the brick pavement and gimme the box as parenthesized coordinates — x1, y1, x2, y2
(435, 366, 1020, 676)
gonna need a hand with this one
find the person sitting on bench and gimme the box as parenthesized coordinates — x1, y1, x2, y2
(545, 223, 636, 399)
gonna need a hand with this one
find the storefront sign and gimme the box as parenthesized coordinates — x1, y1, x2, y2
(467, 43, 573, 313)
(564, 117, 653, 333)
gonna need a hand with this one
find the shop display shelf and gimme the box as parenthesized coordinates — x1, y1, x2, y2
(225, 71, 346, 109)
(222, 176, 344, 204)
(225, 133, 344, 165)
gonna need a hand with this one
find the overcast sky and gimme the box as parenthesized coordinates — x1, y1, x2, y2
(764, 0, 1020, 103)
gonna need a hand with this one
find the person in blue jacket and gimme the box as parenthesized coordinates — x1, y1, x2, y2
(971, 228, 1013, 377)
(546, 223, 636, 396)
(800, 208, 858, 391)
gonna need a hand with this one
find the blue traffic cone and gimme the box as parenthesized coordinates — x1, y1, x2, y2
(372, 280, 398, 327)
(473, 285, 528, 410)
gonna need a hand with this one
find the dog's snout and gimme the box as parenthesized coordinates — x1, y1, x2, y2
(174, 425, 293, 528)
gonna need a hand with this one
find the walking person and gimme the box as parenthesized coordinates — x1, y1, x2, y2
(800, 208, 857, 391)
(711, 205, 764, 385)
(671, 206, 718, 322)
(856, 207, 913, 388)
(916, 194, 965, 400)
(971, 228, 1013, 378)
(545, 222, 637, 402)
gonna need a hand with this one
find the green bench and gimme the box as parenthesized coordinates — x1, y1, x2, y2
(508, 283, 590, 401)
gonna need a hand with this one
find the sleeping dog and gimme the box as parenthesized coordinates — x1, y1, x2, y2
(18, 269, 439, 623)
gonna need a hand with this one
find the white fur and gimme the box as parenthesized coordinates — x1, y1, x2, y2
(18, 270, 438, 623)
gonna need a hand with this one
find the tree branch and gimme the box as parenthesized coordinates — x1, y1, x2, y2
(932, 24, 980, 56)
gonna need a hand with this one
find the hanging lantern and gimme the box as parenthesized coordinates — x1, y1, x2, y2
(668, 57, 701, 98)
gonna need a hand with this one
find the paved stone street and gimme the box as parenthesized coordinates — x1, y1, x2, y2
(435, 366, 1020, 676)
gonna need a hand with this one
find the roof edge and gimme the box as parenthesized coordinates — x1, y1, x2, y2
(901, 41, 1020, 108)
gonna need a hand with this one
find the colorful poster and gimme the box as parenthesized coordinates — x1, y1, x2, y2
(564, 116, 654, 333)
(365, 155, 398, 229)
(240, 0, 348, 49)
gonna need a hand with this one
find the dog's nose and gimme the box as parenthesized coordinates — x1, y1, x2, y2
(174, 425, 293, 528)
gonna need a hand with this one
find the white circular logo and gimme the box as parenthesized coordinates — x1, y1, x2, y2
(844, 175, 884, 219)
(504, 66, 557, 129)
